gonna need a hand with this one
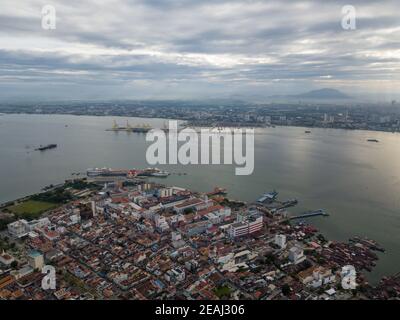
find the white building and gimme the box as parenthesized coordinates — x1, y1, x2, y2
(7, 220, 28, 238)
(0, 252, 15, 266)
(198, 205, 231, 223)
(24, 217, 51, 232)
(171, 231, 182, 242)
(274, 234, 287, 249)
(27, 251, 44, 270)
(91, 200, 97, 217)
(68, 213, 81, 226)
(165, 267, 185, 283)
(288, 246, 306, 265)
(157, 188, 173, 198)
(154, 215, 169, 232)
(7, 217, 50, 238)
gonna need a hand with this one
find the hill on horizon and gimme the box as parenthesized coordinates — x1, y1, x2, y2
(290, 88, 351, 99)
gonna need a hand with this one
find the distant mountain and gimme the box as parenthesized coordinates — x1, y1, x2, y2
(268, 88, 352, 101)
(291, 88, 351, 99)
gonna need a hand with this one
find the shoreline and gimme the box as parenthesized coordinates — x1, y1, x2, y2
(1, 112, 399, 135)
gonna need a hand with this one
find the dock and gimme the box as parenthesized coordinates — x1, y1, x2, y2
(270, 199, 298, 213)
(289, 209, 329, 220)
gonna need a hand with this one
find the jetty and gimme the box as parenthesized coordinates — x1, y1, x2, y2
(290, 209, 329, 220)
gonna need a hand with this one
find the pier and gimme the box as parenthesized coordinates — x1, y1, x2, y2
(289, 209, 329, 220)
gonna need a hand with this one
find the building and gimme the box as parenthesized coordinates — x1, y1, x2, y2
(156, 188, 173, 198)
(27, 251, 44, 270)
(19, 217, 51, 233)
(0, 275, 15, 290)
(197, 205, 231, 223)
(165, 267, 185, 283)
(68, 213, 81, 226)
(180, 221, 211, 237)
(7, 220, 28, 238)
(228, 211, 263, 238)
(288, 245, 306, 265)
(7, 217, 50, 238)
(154, 215, 169, 232)
(91, 200, 97, 217)
(173, 198, 208, 214)
(11, 265, 34, 280)
(0, 252, 15, 266)
(274, 234, 287, 249)
(298, 266, 335, 287)
(171, 231, 181, 242)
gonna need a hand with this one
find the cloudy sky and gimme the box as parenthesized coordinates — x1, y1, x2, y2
(0, 0, 399, 101)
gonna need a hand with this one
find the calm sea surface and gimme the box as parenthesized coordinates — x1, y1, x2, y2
(0, 113, 399, 283)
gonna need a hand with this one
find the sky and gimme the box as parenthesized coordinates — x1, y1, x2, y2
(0, 0, 399, 101)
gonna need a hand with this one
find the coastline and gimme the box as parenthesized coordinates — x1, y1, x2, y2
(1, 111, 399, 135)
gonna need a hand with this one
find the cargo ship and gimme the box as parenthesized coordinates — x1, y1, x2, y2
(35, 144, 57, 151)
(106, 120, 153, 133)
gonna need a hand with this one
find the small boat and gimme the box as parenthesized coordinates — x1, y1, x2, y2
(35, 144, 57, 151)
(367, 139, 379, 143)
(305, 130, 311, 134)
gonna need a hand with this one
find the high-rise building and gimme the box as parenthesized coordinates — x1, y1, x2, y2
(275, 234, 287, 249)
(288, 245, 306, 265)
(228, 210, 263, 238)
(91, 200, 97, 217)
(27, 251, 44, 270)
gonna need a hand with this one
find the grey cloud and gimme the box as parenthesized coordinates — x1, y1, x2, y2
(0, 0, 399, 100)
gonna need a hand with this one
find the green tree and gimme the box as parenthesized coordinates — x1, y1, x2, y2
(281, 284, 291, 296)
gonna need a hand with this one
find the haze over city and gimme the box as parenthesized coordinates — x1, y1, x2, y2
(1, 0, 400, 101)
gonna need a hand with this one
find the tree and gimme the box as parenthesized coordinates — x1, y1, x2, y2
(281, 284, 291, 296)
(184, 208, 194, 215)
